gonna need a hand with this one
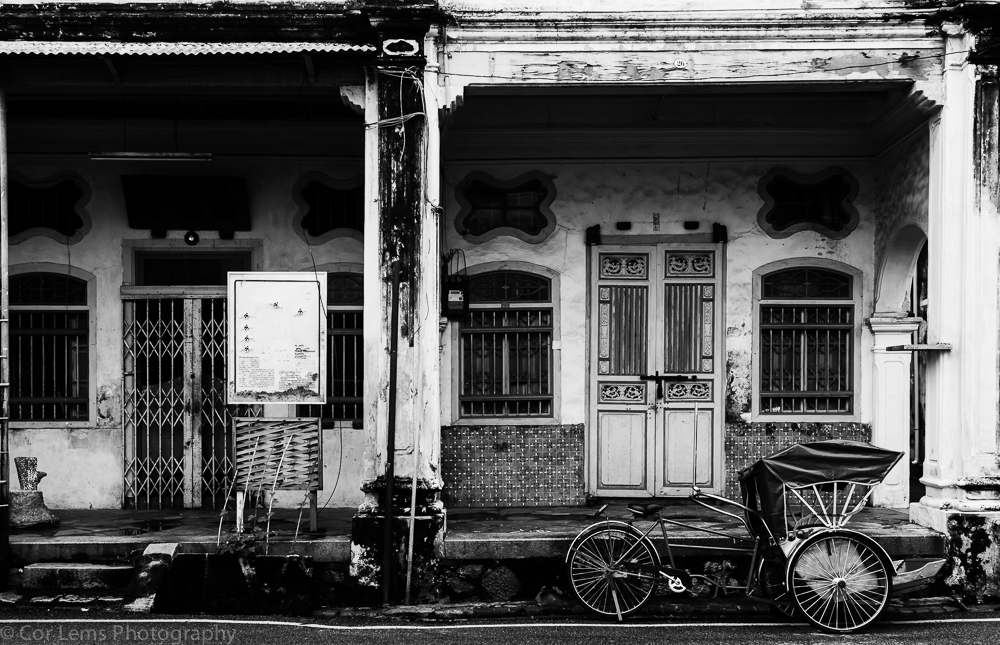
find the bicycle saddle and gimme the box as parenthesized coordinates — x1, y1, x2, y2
(626, 503, 662, 518)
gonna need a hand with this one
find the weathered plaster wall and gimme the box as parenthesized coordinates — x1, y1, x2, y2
(8, 153, 366, 509)
(441, 159, 880, 426)
(945, 513, 1000, 602)
(872, 130, 930, 281)
(9, 428, 122, 509)
(441, 156, 884, 500)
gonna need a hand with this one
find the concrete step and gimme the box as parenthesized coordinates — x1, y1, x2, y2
(0, 590, 124, 608)
(20, 562, 135, 591)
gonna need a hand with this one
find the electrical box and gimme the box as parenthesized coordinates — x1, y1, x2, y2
(227, 272, 327, 404)
(441, 275, 469, 319)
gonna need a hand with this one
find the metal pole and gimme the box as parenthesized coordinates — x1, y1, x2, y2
(404, 408, 419, 604)
(382, 260, 400, 605)
(0, 73, 11, 583)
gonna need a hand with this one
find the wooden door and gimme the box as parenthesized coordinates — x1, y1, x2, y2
(590, 244, 723, 497)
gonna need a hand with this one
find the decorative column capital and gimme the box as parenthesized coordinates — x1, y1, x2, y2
(866, 315, 922, 340)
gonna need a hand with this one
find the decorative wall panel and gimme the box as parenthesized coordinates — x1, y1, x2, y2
(441, 424, 585, 507)
(723, 422, 871, 500)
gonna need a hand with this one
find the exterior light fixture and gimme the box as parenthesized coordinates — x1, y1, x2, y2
(184, 231, 200, 245)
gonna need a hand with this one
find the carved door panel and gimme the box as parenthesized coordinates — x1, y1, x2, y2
(590, 245, 723, 497)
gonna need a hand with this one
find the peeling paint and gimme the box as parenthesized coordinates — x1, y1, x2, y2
(95, 384, 120, 428)
(945, 514, 1000, 602)
(725, 350, 752, 423)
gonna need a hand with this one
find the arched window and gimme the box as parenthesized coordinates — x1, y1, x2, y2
(459, 271, 553, 418)
(9, 273, 90, 420)
(756, 265, 857, 416)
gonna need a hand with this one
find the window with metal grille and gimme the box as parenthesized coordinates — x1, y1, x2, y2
(459, 271, 553, 418)
(10, 179, 87, 240)
(455, 172, 557, 243)
(299, 181, 364, 238)
(297, 274, 363, 422)
(9, 273, 89, 421)
(758, 267, 854, 415)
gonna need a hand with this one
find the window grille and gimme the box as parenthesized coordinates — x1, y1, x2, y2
(10, 179, 86, 239)
(461, 179, 549, 237)
(459, 271, 553, 418)
(469, 271, 550, 303)
(455, 172, 557, 243)
(757, 168, 860, 240)
(758, 269, 854, 415)
(300, 181, 364, 237)
(297, 274, 363, 421)
(9, 273, 89, 420)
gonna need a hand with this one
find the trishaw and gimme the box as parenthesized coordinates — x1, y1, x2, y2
(565, 440, 945, 633)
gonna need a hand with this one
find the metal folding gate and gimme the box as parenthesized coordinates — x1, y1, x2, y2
(123, 295, 255, 509)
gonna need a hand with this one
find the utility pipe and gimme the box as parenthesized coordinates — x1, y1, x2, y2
(382, 260, 401, 605)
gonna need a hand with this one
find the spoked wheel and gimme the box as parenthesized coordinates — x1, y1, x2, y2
(566, 522, 659, 620)
(786, 530, 892, 634)
(758, 557, 796, 619)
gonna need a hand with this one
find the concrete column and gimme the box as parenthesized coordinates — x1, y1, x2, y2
(912, 25, 1000, 600)
(867, 317, 921, 509)
(917, 27, 977, 520)
(352, 24, 445, 599)
(359, 55, 442, 507)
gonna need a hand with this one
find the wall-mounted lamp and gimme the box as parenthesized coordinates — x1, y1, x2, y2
(184, 231, 200, 246)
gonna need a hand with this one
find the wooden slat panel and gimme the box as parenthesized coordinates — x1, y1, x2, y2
(663, 284, 702, 373)
(608, 286, 647, 375)
(598, 411, 646, 488)
(663, 409, 713, 487)
(234, 417, 321, 491)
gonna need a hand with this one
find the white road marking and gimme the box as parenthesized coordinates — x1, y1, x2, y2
(0, 617, 998, 630)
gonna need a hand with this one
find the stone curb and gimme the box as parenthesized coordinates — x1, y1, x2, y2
(312, 597, 1000, 621)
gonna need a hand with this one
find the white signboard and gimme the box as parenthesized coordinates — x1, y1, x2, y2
(227, 272, 327, 404)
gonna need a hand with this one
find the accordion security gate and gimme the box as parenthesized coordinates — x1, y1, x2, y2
(123, 295, 252, 509)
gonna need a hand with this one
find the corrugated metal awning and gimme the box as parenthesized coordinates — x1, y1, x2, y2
(0, 41, 374, 56)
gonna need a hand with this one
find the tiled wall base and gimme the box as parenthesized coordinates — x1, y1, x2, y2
(440, 422, 869, 507)
(441, 424, 585, 507)
(724, 422, 872, 500)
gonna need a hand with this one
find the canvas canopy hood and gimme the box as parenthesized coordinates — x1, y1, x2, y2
(738, 440, 903, 538)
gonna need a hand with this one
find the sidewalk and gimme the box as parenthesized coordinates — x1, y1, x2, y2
(8, 503, 945, 563)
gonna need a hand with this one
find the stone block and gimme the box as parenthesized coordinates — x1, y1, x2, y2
(9, 491, 59, 529)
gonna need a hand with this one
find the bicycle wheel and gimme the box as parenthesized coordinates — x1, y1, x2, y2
(566, 522, 659, 620)
(786, 530, 892, 634)
(758, 557, 796, 619)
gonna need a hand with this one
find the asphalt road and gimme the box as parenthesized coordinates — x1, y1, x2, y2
(1, 612, 1000, 645)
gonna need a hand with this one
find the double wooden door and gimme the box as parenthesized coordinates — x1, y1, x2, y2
(589, 244, 723, 497)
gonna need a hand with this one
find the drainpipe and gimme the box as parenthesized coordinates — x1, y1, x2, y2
(382, 260, 401, 604)
(0, 76, 10, 581)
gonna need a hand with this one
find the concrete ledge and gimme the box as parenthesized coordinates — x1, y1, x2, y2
(22, 562, 134, 590)
(442, 526, 946, 560)
(11, 541, 149, 566)
(12, 536, 352, 565)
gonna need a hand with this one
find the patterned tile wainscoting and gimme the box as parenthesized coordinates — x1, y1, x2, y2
(723, 422, 872, 500)
(441, 424, 585, 507)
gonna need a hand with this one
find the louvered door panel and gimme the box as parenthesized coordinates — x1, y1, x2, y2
(604, 286, 647, 375)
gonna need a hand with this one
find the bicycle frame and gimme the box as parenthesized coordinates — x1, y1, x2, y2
(571, 491, 781, 599)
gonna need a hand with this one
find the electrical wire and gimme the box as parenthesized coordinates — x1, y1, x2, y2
(432, 47, 979, 85)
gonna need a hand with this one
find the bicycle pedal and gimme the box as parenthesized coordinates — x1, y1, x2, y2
(658, 567, 691, 593)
